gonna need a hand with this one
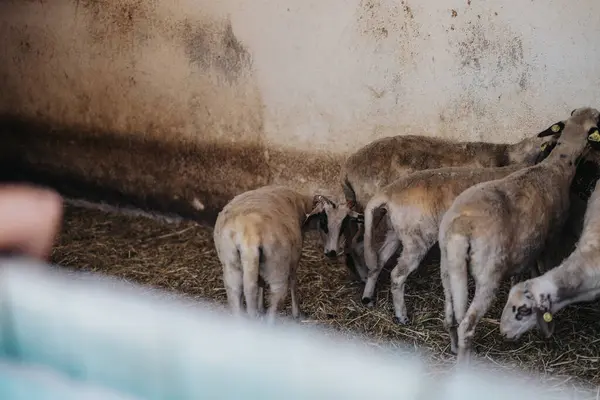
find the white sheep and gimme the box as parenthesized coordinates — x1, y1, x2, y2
(213, 185, 327, 323)
(361, 151, 557, 320)
(499, 148, 600, 340)
(321, 125, 571, 282)
(438, 107, 600, 365)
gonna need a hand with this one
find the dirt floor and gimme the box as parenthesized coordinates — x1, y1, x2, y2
(52, 203, 600, 397)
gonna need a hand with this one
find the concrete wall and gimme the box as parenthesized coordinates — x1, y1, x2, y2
(1, 0, 599, 221)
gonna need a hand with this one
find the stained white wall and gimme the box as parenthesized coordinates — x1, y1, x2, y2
(0, 0, 599, 200)
(231, 0, 600, 153)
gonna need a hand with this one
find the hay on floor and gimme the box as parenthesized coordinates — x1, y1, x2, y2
(52, 205, 600, 397)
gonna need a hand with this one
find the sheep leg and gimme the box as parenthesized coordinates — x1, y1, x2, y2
(456, 280, 499, 365)
(349, 241, 368, 283)
(267, 281, 289, 325)
(361, 229, 401, 308)
(343, 221, 368, 282)
(441, 234, 472, 355)
(342, 222, 359, 276)
(390, 235, 433, 325)
(258, 286, 265, 315)
(351, 223, 368, 282)
(289, 263, 303, 320)
(257, 275, 266, 314)
(440, 247, 458, 354)
(223, 263, 244, 317)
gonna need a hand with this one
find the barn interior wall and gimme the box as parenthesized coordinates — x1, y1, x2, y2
(1, 0, 599, 222)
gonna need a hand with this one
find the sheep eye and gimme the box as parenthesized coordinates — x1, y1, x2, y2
(518, 305, 532, 316)
(513, 304, 531, 321)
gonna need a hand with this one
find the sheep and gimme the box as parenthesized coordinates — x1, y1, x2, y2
(499, 154, 600, 341)
(360, 140, 558, 320)
(321, 125, 571, 282)
(213, 185, 329, 323)
(438, 107, 600, 365)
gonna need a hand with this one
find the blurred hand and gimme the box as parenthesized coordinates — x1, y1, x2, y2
(0, 184, 63, 260)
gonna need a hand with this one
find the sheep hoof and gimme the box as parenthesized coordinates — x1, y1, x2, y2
(361, 297, 374, 308)
(392, 315, 409, 325)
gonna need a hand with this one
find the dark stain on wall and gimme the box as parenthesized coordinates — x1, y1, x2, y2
(0, 1, 277, 224)
(1, 0, 265, 164)
(1, 113, 595, 231)
(0, 115, 267, 225)
(458, 24, 488, 69)
(6, 24, 52, 60)
(78, 0, 155, 46)
(438, 17, 534, 137)
(403, 3, 414, 19)
(183, 20, 252, 80)
(76, 0, 252, 82)
(518, 71, 528, 91)
(358, 0, 418, 38)
(0, 115, 343, 226)
(456, 22, 527, 87)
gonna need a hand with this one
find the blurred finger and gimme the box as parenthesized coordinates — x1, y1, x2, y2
(0, 184, 63, 260)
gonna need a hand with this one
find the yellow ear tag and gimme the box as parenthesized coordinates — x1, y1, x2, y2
(588, 129, 600, 142)
(551, 124, 561, 133)
(540, 143, 548, 151)
(543, 312, 553, 322)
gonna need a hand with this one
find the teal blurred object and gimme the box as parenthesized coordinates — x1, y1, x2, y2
(0, 258, 590, 399)
(0, 361, 137, 400)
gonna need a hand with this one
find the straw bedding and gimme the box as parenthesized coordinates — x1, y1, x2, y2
(50, 203, 600, 398)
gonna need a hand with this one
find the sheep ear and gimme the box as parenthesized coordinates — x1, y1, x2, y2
(536, 141, 557, 164)
(305, 195, 326, 222)
(537, 121, 565, 137)
(587, 127, 600, 151)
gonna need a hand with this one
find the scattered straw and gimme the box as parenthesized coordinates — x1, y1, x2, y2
(52, 205, 600, 396)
